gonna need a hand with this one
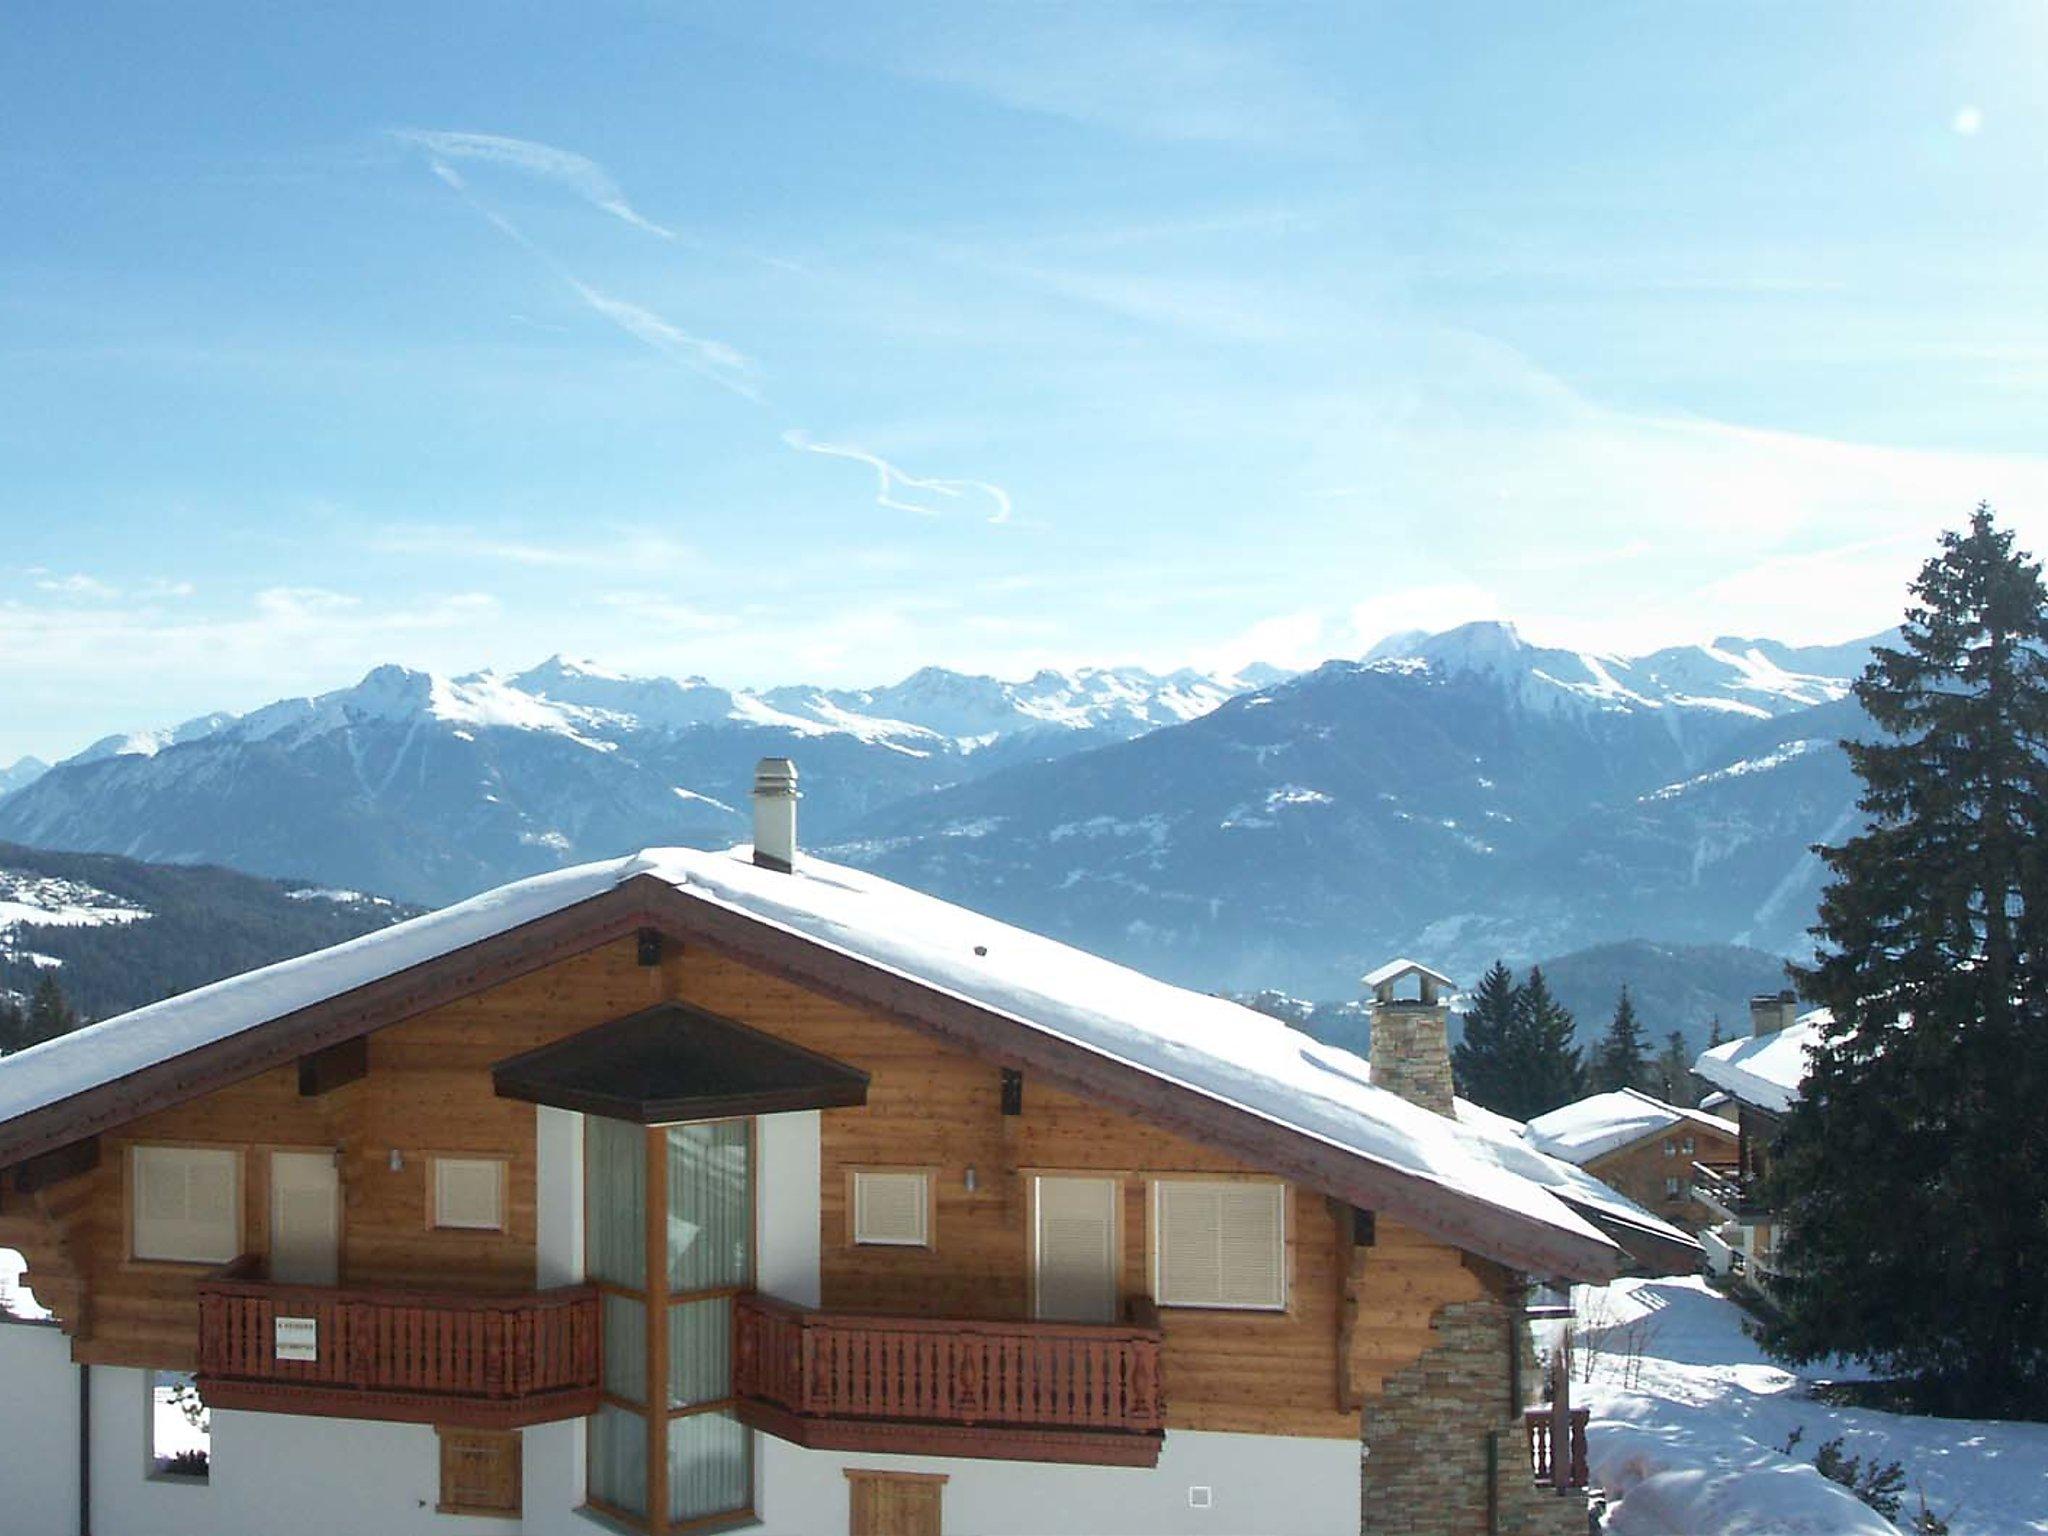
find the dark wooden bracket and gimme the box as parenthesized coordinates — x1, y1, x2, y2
(1000, 1069, 1024, 1116)
(10, 1135, 100, 1194)
(298, 1036, 369, 1097)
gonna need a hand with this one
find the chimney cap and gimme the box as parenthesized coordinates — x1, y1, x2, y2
(753, 757, 799, 794)
(1362, 958, 1456, 1005)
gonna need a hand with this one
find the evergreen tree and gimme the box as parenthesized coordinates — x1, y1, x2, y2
(22, 972, 78, 1049)
(1762, 505, 2048, 1416)
(1706, 1013, 1726, 1049)
(1591, 985, 1651, 1093)
(1510, 966, 1586, 1119)
(1655, 1029, 1694, 1104)
(1451, 961, 1522, 1113)
(0, 992, 24, 1055)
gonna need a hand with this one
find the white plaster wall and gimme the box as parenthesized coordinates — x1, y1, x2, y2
(754, 1109, 821, 1307)
(0, 1321, 78, 1536)
(754, 1429, 1361, 1536)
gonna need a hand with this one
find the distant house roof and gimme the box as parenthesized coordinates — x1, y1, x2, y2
(1692, 1014, 1828, 1115)
(1524, 1088, 1734, 1166)
(0, 846, 1631, 1280)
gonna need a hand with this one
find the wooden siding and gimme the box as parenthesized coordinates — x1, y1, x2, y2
(9, 933, 1494, 1440)
(1582, 1118, 1739, 1232)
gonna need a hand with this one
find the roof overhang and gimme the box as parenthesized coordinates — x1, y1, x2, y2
(491, 1002, 869, 1123)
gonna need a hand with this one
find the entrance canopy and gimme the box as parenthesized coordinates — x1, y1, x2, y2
(492, 1002, 870, 1123)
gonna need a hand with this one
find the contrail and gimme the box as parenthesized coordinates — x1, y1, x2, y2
(782, 430, 1013, 524)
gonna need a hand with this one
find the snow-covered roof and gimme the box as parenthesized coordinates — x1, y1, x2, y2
(1524, 1088, 1734, 1165)
(0, 846, 1627, 1276)
(1691, 1015, 1827, 1115)
(1361, 957, 1455, 991)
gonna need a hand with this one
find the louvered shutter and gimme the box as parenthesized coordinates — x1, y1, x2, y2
(1153, 1180, 1285, 1310)
(1034, 1176, 1119, 1322)
(434, 1158, 506, 1231)
(132, 1147, 241, 1264)
(852, 1171, 930, 1246)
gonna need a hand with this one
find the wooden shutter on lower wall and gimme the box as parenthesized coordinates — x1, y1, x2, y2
(1153, 1179, 1287, 1310)
(1033, 1175, 1119, 1322)
(436, 1428, 521, 1517)
(846, 1470, 946, 1536)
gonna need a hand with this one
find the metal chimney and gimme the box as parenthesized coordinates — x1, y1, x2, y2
(752, 758, 799, 872)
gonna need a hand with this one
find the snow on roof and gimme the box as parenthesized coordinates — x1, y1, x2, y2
(1524, 1088, 1733, 1166)
(1691, 1014, 1827, 1115)
(1361, 957, 1455, 991)
(0, 846, 1621, 1272)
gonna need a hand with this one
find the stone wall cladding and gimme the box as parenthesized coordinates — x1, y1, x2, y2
(1360, 1295, 1589, 1536)
(1368, 1003, 1457, 1117)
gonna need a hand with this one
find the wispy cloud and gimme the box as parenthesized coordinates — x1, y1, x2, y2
(781, 429, 1013, 524)
(566, 279, 760, 398)
(390, 129, 677, 239)
(28, 570, 119, 600)
(368, 524, 702, 574)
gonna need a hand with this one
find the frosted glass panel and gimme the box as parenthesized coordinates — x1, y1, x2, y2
(602, 1294, 647, 1405)
(666, 1121, 750, 1292)
(585, 1116, 645, 1288)
(667, 1296, 733, 1409)
(587, 1404, 648, 1518)
(667, 1409, 750, 1523)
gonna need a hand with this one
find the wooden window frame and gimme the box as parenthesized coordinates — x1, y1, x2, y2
(1027, 1172, 1126, 1322)
(844, 1166, 938, 1250)
(435, 1427, 521, 1518)
(127, 1143, 246, 1268)
(428, 1154, 510, 1233)
(583, 1116, 756, 1536)
(1145, 1174, 1291, 1314)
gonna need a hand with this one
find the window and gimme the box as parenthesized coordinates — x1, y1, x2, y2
(132, 1146, 241, 1264)
(437, 1429, 521, 1517)
(1032, 1175, 1120, 1323)
(1151, 1179, 1286, 1311)
(1663, 1139, 1677, 1157)
(849, 1169, 932, 1248)
(1664, 1176, 1683, 1199)
(148, 1370, 209, 1481)
(433, 1157, 507, 1231)
(586, 1116, 753, 1533)
(1682, 1136, 1696, 1156)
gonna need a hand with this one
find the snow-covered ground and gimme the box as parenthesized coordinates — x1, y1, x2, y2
(1575, 1277, 2048, 1534)
(0, 1246, 51, 1321)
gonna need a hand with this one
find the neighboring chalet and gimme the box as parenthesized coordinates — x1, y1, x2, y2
(1523, 1088, 1739, 1232)
(1689, 992, 1823, 1294)
(0, 761, 1692, 1536)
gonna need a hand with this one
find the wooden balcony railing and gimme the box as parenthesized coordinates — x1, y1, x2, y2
(1691, 1160, 1770, 1220)
(196, 1269, 601, 1429)
(733, 1291, 1166, 1466)
(1524, 1405, 1591, 1491)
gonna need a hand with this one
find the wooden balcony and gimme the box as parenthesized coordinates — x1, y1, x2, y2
(1691, 1160, 1770, 1222)
(1524, 1405, 1590, 1491)
(733, 1291, 1166, 1466)
(196, 1267, 601, 1429)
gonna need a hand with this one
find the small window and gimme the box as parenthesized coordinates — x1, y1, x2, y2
(850, 1170, 931, 1247)
(1663, 1139, 1677, 1157)
(1664, 1176, 1682, 1199)
(433, 1158, 507, 1232)
(1682, 1136, 1696, 1156)
(1152, 1180, 1286, 1311)
(132, 1146, 241, 1264)
(437, 1428, 521, 1517)
(148, 1370, 210, 1482)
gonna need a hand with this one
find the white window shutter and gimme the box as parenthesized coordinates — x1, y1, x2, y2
(132, 1147, 241, 1264)
(1154, 1181, 1285, 1310)
(1034, 1177, 1119, 1322)
(434, 1159, 506, 1231)
(852, 1171, 929, 1246)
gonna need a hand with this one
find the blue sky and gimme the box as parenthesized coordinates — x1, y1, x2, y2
(6, 2, 2048, 760)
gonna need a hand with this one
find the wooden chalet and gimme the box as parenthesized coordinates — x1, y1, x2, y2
(0, 760, 1690, 1536)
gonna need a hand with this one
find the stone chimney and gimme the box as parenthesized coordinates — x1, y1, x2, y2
(1365, 959, 1457, 1118)
(1750, 989, 1799, 1037)
(751, 757, 799, 872)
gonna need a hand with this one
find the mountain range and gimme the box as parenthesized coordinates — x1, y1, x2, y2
(0, 624, 1883, 1007)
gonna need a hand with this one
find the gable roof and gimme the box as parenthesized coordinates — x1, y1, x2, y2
(1692, 1014, 1827, 1114)
(1524, 1088, 1735, 1165)
(0, 846, 1628, 1280)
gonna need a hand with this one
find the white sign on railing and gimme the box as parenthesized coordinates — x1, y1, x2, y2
(274, 1316, 318, 1362)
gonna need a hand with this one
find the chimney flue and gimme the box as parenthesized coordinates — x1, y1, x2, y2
(752, 758, 799, 872)
(1364, 958, 1457, 1118)
(1750, 989, 1798, 1037)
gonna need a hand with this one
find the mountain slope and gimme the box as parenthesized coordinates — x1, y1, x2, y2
(0, 843, 415, 1022)
(0, 658, 1267, 905)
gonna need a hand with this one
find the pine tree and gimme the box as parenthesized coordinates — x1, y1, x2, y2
(1510, 966, 1586, 1119)
(1451, 961, 1522, 1113)
(1762, 505, 2048, 1416)
(1706, 1013, 1726, 1049)
(1655, 1029, 1694, 1104)
(0, 993, 24, 1055)
(1591, 986, 1651, 1093)
(22, 972, 78, 1049)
